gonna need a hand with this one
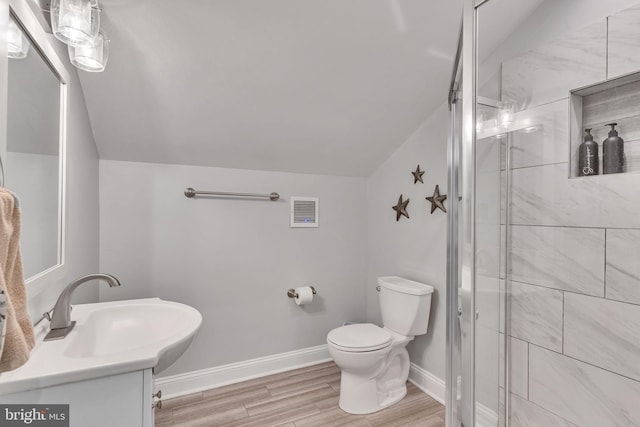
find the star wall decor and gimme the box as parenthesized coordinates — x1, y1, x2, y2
(392, 195, 410, 221)
(426, 185, 447, 214)
(412, 165, 425, 184)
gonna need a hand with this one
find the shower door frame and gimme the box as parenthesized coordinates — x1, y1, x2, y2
(446, 0, 497, 425)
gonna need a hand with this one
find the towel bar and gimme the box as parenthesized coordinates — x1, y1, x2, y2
(184, 187, 279, 201)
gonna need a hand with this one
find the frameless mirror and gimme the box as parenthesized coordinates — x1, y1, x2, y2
(5, 6, 68, 285)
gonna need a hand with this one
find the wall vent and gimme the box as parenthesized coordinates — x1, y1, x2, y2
(290, 197, 319, 228)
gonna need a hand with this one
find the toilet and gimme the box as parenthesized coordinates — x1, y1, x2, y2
(327, 276, 434, 414)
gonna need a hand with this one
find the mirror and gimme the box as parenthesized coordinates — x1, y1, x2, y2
(5, 6, 68, 284)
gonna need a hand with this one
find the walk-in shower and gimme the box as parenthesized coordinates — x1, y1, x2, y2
(448, 0, 640, 426)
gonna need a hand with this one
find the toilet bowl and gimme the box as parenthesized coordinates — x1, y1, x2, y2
(327, 276, 433, 414)
(327, 324, 413, 414)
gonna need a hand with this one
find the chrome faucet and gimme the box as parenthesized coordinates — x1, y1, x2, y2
(44, 273, 121, 341)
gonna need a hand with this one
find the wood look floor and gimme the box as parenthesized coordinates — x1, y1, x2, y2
(155, 362, 445, 427)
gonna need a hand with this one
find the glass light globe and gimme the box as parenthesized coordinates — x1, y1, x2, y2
(69, 29, 109, 72)
(8, 16, 30, 59)
(51, 0, 100, 47)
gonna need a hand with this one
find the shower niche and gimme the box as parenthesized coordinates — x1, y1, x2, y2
(570, 71, 640, 178)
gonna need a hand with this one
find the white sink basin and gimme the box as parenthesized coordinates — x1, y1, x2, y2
(0, 298, 202, 395)
(64, 299, 201, 373)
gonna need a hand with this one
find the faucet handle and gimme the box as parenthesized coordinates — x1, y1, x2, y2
(43, 312, 52, 321)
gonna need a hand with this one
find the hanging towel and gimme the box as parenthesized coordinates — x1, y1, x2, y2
(0, 188, 34, 372)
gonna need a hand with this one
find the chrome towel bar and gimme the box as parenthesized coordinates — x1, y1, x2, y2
(184, 187, 280, 201)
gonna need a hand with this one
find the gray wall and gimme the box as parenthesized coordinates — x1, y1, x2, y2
(98, 160, 367, 376)
(365, 103, 449, 380)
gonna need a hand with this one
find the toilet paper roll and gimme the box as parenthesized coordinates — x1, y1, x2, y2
(295, 286, 314, 305)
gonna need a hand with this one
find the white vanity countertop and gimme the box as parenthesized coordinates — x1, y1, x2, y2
(0, 298, 202, 396)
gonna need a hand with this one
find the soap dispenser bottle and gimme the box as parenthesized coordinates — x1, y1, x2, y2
(603, 123, 625, 174)
(578, 128, 599, 176)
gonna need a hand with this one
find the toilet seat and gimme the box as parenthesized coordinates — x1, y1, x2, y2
(327, 324, 392, 352)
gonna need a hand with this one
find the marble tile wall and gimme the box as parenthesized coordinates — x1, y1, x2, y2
(510, 162, 640, 228)
(608, 5, 640, 79)
(606, 229, 640, 305)
(564, 293, 640, 382)
(508, 100, 569, 169)
(508, 281, 563, 352)
(501, 22, 606, 110)
(509, 225, 604, 296)
(510, 394, 578, 427)
(529, 346, 640, 427)
(498, 4, 640, 426)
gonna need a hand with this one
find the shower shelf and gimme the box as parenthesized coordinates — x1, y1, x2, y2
(569, 70, 640, 179)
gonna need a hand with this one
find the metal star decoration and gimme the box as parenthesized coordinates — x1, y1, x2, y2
(412, 165, 425, 184)
(426, 185, 447, 214)
(392, 195, 410, 221)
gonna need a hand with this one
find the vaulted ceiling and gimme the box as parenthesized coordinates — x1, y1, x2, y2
(78, 0, 462, 176)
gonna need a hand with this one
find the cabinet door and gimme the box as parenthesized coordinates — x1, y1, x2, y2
(2, 371, 145, 427)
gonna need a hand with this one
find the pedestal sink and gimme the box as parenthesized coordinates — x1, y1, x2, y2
(0, 298, 202, 395)
(64, 299, 201, 373)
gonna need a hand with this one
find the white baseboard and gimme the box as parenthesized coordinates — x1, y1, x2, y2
(155, 345, 331, 400)
(407, 362, 445, 405)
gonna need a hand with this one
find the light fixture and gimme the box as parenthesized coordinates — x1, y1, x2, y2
(51, 0, 100, 47)
(68, 29, 109, 72)
(8, 16, 30, 59)
(497, 100, 516, 129)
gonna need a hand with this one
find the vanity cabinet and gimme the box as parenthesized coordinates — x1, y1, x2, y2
(1, 369, 156, 427)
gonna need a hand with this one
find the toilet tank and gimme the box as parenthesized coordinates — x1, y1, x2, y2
(378, 276, 434, 336)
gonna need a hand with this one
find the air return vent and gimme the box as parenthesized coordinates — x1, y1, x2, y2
(290, 197, 319, 228)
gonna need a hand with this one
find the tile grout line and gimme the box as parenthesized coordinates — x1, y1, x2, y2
(526, 342, 530, 401)
(604, 228, 608, 299)
(519, 392, 577, 427)
(506, 222, 640, 231)
(506, 278, 640, 309)
(561, 291, 565, 355)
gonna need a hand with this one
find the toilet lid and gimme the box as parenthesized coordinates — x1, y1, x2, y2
(327, 324, 392, 352)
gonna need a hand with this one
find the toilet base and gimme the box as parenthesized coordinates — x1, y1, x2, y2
(338, 371, 408, 414)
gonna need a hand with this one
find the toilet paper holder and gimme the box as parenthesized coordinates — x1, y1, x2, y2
(287, 287, 317, 298)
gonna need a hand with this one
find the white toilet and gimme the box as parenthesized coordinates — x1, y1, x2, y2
(327, 276, 433, 414)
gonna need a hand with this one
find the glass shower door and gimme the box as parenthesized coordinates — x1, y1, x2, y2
(453, 0, 640, 426)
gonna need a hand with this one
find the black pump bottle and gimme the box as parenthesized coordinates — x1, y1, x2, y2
(578, 128, 598, 176)
(603, 123, 625, 174)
